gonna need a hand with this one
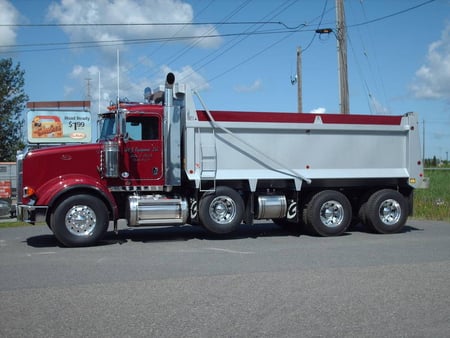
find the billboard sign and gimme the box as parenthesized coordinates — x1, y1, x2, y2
(27, 110, 92, 144)
(0, 181, 11, 198)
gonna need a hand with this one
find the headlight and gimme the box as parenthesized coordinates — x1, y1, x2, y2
(23, 186, 36, 198)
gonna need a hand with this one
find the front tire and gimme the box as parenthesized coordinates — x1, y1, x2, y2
(365, 189, 408, 234)
(51, 194, 109, 247)
(198, 186, 244, 234)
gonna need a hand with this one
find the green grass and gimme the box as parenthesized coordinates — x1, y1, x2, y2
(413, 169, 450, 222)
(0, 220, 38, 228)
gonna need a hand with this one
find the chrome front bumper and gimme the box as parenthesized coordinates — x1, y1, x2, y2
(17, 205, 48, 224)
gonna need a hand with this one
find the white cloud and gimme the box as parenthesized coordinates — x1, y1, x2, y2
(309, 107, 326, 114)
(369, 96, 390, 115)
(68, 63, 134, 110)
(44, 1, 216, 107)
(70, 65, 84, 77)
(67, 61, 209, 113)
(46, 0, 222, 53)
(63, 85, 75, 98)
(411, 23, 450, 101)
(233, 79, 262, 93)
(0, 0, 20, 49)
(160, 64, 209, 91)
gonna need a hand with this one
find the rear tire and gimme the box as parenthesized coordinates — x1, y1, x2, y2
(199, 186, 244, 234)
(365, 189, 407, 234)
(304, 190, 352, 236)
(51, 194, 109, 247)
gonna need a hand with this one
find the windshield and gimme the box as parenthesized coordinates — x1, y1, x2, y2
(99, 115, 116, 141)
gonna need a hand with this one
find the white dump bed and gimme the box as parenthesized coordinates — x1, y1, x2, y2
(183, 107, 424, 192)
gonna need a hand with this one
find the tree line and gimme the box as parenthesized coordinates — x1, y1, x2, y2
(424, 157, 449, 168)
(0, 58, 28, 162)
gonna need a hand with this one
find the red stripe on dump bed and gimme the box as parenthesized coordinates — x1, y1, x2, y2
(196, 110, 316, 123)
(196, 110, 402, 125)
(319, 114, 402, 125)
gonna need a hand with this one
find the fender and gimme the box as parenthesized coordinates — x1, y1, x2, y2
(35, 174, 118, 219)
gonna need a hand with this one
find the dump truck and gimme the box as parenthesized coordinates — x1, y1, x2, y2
(16, 73, 426, 246)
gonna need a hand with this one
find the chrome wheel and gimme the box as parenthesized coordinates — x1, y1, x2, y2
(199, 186, 244, 234)
(52, 194, 109, 247)
(65, 205, 97, 237)
(320, 200, 345, 228)
(365, 189, 408, 234)
(378, 199, 401, 225)
(305, 190, 352, 236)
(209, 196, 237, 224)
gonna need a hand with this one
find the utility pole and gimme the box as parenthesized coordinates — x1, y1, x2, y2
(336, 0, 349, 114)
(422, 119, 426, 162)
(297, 46, 302, 113)
(85, 78, 92, 101)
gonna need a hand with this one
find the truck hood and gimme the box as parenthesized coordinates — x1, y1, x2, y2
(23, 143, 103, 193)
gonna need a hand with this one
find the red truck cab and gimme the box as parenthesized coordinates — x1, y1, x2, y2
(17, 101, 168, 246)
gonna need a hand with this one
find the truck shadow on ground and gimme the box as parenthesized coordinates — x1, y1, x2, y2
(25, 222, 422, 248)
(26, 223, 297, 248)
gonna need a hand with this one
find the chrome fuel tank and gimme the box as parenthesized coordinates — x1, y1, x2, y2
(127, 195, 188, 226)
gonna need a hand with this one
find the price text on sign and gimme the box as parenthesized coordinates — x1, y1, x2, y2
(68, 121, 86, 130)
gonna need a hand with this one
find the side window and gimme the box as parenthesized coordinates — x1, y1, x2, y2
(126, 116, 159, 141)
(142, 116, 159, 140)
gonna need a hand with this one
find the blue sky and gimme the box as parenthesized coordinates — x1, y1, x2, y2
(1, 0, 449, 160)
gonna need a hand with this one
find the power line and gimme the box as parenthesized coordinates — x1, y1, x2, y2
(173, 0, 300, 86)
(161, 0, 255, 75)
(347, 0, 390, 114)
(119, 0, 256, 92)
(1, 27, 309, 53)
(122, 0, 218, 82)
(348, 0, 437, 28)
(300, 0, 331, 54)
(5, 0, 439, 107)
(203, 30, 296, 88)
(0, 20, 306, 30)
(180, 0, 300, 83)
(2, 0, 435, 53)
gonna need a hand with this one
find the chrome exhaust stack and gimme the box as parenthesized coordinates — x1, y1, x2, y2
(163, 72, 181, 187)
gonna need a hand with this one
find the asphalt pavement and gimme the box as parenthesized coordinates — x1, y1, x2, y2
(1, 220, 449, 337)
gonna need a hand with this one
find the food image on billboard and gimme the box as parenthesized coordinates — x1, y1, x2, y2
(27, 110, 92, 143)
(31, 115, 63, 138)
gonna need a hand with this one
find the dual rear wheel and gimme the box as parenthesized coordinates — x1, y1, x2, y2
(302, 188, 408, 236)
(360, 189, 408, 234)
(303, 190, 352, 236)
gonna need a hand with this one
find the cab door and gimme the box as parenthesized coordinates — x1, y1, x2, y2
(121, 115, 164, 187)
